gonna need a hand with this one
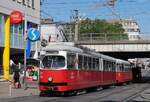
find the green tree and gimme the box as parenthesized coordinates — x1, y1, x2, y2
(78, 18, 128, 41)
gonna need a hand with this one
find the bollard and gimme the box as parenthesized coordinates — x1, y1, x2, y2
(9, 80, 12, 96)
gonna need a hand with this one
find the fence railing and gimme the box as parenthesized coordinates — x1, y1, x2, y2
(79, 33, 129, 42)
(65, 33, 150, 42)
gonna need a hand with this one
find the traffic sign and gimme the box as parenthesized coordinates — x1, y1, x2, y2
(27, 28, 40, 41)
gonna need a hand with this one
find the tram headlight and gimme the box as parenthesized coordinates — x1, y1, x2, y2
(48, 77, 53, 82)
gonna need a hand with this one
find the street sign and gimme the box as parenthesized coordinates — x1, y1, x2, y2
(27, 28, 40, 41)
(10, 10, 23, 24)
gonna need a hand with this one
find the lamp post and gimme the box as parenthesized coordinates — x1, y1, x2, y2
(22, 2, 27, 88)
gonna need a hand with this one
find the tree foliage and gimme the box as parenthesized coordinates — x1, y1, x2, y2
(79, 18, 125, 34)
(78, 18, 128, 40)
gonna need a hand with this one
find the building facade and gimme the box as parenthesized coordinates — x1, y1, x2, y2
(41, 19, 67, 44)
(121, 18, 141, 40)
(0, 0, 40, 76)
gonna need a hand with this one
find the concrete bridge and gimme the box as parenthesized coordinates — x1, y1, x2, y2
(75, 40, 150, 60)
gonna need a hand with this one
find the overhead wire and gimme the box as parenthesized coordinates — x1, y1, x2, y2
(41, 0, 150, 21)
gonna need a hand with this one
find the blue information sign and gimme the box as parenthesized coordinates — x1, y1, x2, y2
(27, 28, 40, 41)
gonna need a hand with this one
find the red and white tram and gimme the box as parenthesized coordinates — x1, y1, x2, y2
(39, 43, 133, 95)
(116, 59, 133, 84)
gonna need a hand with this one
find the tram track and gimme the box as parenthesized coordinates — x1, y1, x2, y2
(1, 83, 150, 102)
(87, 84, 138, 102)
(121, 84, 150, 102)
(40, 83, 150, 102)
(42, 83, 149, 102)
(90, 84, 150, 102)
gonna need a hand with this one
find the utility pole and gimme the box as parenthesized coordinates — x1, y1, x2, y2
(108, 0, 116, 22)
(94, 0, 117, 22)
(69, 15, 73, 41)
(73, 9, 79, 42)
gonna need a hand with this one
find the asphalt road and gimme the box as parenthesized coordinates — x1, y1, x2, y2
(1, 83, 150, 102)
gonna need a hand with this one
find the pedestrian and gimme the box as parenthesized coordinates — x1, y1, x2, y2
(32, 67, 38, 81)
(10, 59, 15, 68)
(13, 63, 21, 88)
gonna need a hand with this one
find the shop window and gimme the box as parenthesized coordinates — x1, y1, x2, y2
(10, 26, 14, 34)
(0, 16, 2, 33)
(11, 23, 23, 35)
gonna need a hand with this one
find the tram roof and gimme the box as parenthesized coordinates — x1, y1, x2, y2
(100, 54, 116, 61)
(116, 59, 130, 64)
(41, 43, 83, 53)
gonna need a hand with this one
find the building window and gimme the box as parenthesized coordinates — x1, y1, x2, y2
(27, 0, 30, 7)
(22, 0, 26, 5)
(32, 0, 35, 9)
(27, 0, 33, 8)
(0, 16, 2, 33)
(17, 0, 22, 3)
(0, 15, 4, 34)
(11, 23, 23, 35)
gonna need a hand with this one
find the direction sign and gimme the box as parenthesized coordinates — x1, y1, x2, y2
(27, 28, 40, 41)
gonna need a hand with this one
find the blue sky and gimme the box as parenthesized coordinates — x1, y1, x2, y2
(41, 0, 150, 34)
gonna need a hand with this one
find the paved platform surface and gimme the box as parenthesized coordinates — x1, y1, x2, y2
(0, 79, 39, 99)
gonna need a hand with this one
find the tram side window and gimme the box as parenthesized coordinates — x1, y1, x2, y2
(84, 56, 88, 70)
(119, 64, 122, 72)
(96, 58, 100, 70)
(106, 61, 109, 71)
(125, 64, 129, 72)
(116, 64, 118, 71)
(93, 58, 95, 70)
(78, 55, 83, 70)
(118, 64, 121, 72)
(108, 61, 111, 71)
(103, 60, 106, 71)
(67, 53, 76, 70)
(112, 62, 116, 72)
(109, 62, 112, 72)
(107, 61, 109, 71)
(88, 57, 92, 70)
(121, 64, 124, 72)
(109, 61, 113, 71)
(128, 65, 130, 71)
(95, 58, 99, 70)
(112, 62, 114, 72)
(128, 65, 130, 72)
(124, 64, 126, 72)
